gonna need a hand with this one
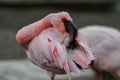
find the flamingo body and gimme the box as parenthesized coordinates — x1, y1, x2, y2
(79, 25, 120, 79)
(16, 12, 95, 80)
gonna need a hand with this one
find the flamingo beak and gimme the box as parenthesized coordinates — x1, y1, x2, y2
(64, 21, 79, 50)
(64, 21, 78, 40)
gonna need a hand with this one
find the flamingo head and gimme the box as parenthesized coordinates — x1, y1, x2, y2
(45, 12, 75, 34)
(45, 11, 78, 44)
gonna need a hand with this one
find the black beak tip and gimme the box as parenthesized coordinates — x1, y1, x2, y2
(63, 20, 78, 39)
(64, 20, 79, 50)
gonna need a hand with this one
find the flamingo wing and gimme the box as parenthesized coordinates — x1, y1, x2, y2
(25, 28, 71, 79)
(38, 28, 71, 78)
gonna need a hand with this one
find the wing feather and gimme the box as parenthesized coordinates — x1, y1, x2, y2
(39, 31, 71, 79)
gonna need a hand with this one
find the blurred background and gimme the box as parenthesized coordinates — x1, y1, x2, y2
(0, 0, 120, 80)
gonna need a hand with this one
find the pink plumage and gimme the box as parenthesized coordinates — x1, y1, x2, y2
(79, 25, 120, 80)
(16, 12, 94, 80)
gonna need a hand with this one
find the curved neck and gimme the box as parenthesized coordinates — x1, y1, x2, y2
(16, 18, 52, 49)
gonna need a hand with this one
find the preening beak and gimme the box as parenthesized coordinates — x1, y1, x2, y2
(64, 21, 78, 40)
(64, 21, 79, 50)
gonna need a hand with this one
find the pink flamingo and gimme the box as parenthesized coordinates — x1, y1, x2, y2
(79, 25, 120, 80)
(16, 12, 95, 80)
